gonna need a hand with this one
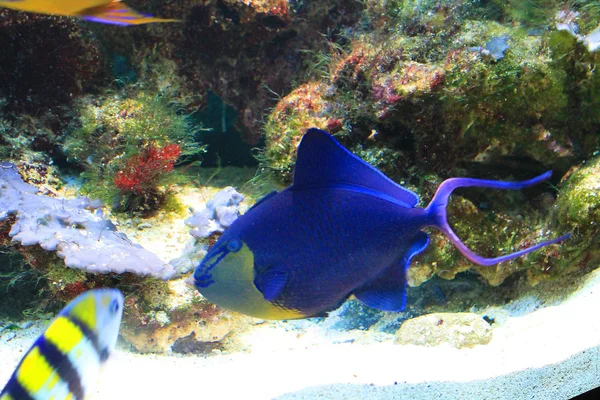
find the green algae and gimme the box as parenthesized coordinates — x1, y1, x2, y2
(0, 250, 45, 319)
(553, 156, 600, 274)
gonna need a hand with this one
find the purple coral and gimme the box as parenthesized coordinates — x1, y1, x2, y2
(0, 162, 176, 279)
(185, 187, 245, 239)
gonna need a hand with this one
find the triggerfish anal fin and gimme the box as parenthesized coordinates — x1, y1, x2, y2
(78, 0, 180, 25)
(293, 128, 419, 208)
(354, 232, 429, 311)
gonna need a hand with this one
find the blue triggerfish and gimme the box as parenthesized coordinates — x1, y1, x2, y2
(0, 0, 179, 25)
(0, 288, 124, 400)
(193, 128, 570, 320)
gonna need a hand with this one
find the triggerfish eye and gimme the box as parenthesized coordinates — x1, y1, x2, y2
(227, 239, 243, 253)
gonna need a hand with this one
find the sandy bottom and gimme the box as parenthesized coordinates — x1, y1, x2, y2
(2, 268, 600, 399)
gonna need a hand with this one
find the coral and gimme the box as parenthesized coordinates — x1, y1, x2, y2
(550, 156, 600, 276)
(556, 158, 600, 236)
(262, 6, 596, 181)
(409, 192, 563, 287)
(185, 187, 245, 239)
(0, 108, 80, 184)
(0, 162, 177, 279)
(546, 30, 600, 156)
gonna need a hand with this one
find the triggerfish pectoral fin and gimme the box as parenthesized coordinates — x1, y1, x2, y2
(425, 171, 571, 266)
(79, 0, 180, 25)
(354, 232, 430, 311)
(254, 265, 288, 302)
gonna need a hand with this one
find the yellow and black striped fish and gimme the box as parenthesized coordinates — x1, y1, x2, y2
(0, 288, 124, 400)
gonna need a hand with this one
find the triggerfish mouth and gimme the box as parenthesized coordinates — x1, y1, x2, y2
(193, 128, 570, 320)
(0, 0, 179, 25)
(0, 288, 124, 400)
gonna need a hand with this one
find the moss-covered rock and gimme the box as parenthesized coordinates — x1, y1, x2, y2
(551, 157, 600, 274)
(408, 191, 563, 287)
(264, 16, 583, 181)
(259, 2, 597, 288)
(0, 11, 107, 113)
(120, 278, 237, 353)
(261, 82, 338, 181)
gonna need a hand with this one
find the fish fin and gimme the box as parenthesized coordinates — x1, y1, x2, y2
(354, 232, 429, 311)
(247, 190, 278, 212)
(254, 265, 288, 302)
(293, 128, 419, 208)
(79, 0, 181, 26)
(426, 172, 571, 266)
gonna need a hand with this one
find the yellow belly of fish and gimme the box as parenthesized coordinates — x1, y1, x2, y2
(201, 244, 306, 320)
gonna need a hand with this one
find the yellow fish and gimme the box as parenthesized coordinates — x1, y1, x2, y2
(0, 288, 124, 400)
(0, 0, 179, 25)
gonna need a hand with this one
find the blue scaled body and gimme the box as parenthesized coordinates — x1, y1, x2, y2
(193, 128, 569, 319)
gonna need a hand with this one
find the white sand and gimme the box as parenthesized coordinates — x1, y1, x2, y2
(2, 268, 600, 399)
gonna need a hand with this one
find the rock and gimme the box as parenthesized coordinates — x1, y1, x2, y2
(119, 278, 237, 353)
(395, 312, 492, 349)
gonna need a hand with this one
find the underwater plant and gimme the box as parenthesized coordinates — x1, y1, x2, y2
(113, 143, 182, 214)
(64, 89, 205, 215)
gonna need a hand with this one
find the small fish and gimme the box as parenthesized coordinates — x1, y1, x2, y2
(484, 35, 509, 60)
(193, 128, 570, 320)
(0, 0, 179, 25)
(1, 288, 124, 400)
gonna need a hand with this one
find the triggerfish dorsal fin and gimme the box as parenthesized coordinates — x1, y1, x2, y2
(78, 0, 181, 25)
(354, 232, 429, 311)
(426, 172, 571, 266)
(293, 128, 419, 208)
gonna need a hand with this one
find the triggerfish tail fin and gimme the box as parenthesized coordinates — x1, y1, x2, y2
(79, 0, 181, 25)
(425, 171, 571, 266)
